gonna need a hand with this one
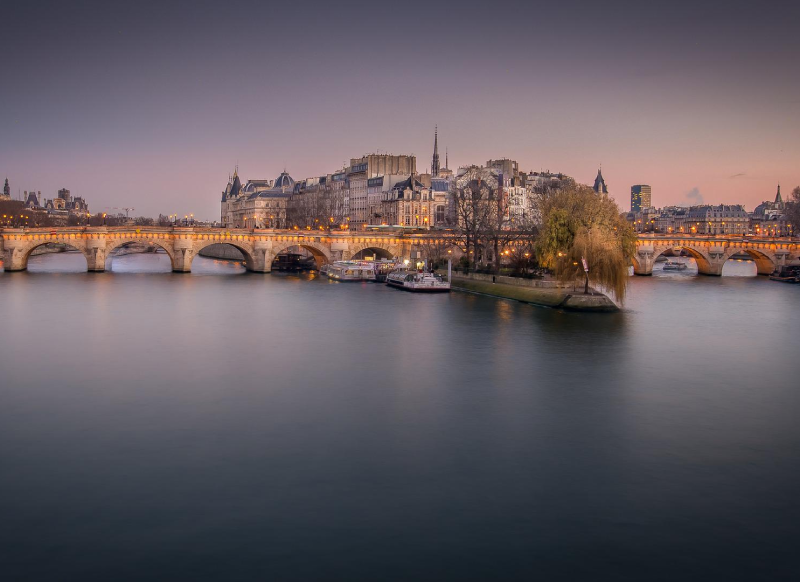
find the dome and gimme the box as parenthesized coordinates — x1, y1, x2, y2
(273, 172, 295, 191)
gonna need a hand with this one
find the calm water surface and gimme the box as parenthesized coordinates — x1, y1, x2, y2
(1, 252, 798, 581)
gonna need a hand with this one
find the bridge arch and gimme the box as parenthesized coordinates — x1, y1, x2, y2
(22, 240, 90, 271)
(106, 238, 177, 270)
(268, 242, 331, 270)
(193, 240, 256, 271)
(350, 246, 395, 260)
(723, 248, 775, 276)
(345, 243, 399, 261)
(653, 246, 713, 275)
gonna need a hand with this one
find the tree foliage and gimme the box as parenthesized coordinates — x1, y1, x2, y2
(534, 183, 636, 302)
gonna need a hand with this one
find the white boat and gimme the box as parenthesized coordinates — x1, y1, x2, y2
(386, 270, 451, 292)
(662, 260, 688, 271)
(322, 261, 376, 281)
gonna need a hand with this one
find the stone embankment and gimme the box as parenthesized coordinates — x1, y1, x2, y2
(444, 272, 619, 312)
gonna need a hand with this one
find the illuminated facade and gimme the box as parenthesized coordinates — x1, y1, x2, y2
(221, 170, 293, 229)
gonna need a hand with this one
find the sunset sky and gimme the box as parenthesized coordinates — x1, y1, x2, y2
(1, 0, 798, 220)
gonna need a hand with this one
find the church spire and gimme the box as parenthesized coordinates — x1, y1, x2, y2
(432, 126, 440, 177)
(775, 184, 783, 205)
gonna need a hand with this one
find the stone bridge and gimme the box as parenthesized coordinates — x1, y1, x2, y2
(0, 227, 458, 273)
(634, 235, 800, 276)
(3, 227, 797, 276)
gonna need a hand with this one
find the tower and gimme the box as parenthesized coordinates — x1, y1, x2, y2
(593, 168, 608, 194)
(775, 184, 783, 207)
(432, 126, 440, 177)
(2, 177, 9, 199)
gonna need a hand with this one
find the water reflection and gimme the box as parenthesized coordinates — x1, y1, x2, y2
(1, 253, 798, 580)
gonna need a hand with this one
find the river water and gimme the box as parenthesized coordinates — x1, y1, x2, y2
(1, 252, 798, 581)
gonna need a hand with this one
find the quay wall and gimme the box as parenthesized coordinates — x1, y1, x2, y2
(445, 273, 619, 312)
(451, 271, 563, 288)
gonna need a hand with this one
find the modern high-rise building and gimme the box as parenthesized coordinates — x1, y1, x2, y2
(631, 184, 651, 212)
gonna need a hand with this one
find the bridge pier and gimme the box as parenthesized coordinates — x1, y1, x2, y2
(172, 233, 194, 272)
(86, 231, 107, 272)
(250, 241, 272, 273)
(634, 245, 654, 275)
(2, 229, 31, 271)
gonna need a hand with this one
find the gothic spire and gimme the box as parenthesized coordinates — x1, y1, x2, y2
(775, 184, 782, 205)
(432, 126, 440, 177)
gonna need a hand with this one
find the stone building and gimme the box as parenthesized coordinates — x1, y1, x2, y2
(24, 191, 41, 208)
(1, 178, 9, 201)
(366, 174, 408, 225)
(523, 171, 570, 193)
(43, 188, 89, 214)
(486, 159, 520, 183)
(430, 176, 452, 226)
(221, 169, 293, 229)
(685, 205, 749, 235)
(345, 154, 416, 229)
(751, 185, 792, 236)
(379, 174, 445, 228)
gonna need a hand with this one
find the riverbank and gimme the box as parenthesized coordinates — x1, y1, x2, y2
(445, 272, 619, 312)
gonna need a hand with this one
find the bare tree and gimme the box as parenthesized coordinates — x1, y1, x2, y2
(451, 166, 498, 270)
(787, 186, 800, 236)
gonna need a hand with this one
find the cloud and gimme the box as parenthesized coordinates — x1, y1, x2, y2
(729, 172, 746, 179)
(685, 187, 704, 205)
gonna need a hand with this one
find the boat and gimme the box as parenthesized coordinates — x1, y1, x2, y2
(386, 270, 451, 292)
(373, 259, 401, 282)
(322, 260, 376, 281)
(769, 265, 800, 283)
(662, 260, 688, 271)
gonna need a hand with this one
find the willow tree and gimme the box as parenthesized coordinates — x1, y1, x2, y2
(535, 184, 636, 302)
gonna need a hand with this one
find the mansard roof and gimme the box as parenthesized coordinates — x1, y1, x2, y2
(392, 175, 426, 192)
(247, 191, 292, 200)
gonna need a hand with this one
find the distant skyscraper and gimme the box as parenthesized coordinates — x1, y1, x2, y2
(432, 126, 440, 177)
(631, 184, 651, 212)
(593, 168, 608, 194)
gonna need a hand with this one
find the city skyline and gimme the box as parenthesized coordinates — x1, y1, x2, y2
(2, 0, 799, 220)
